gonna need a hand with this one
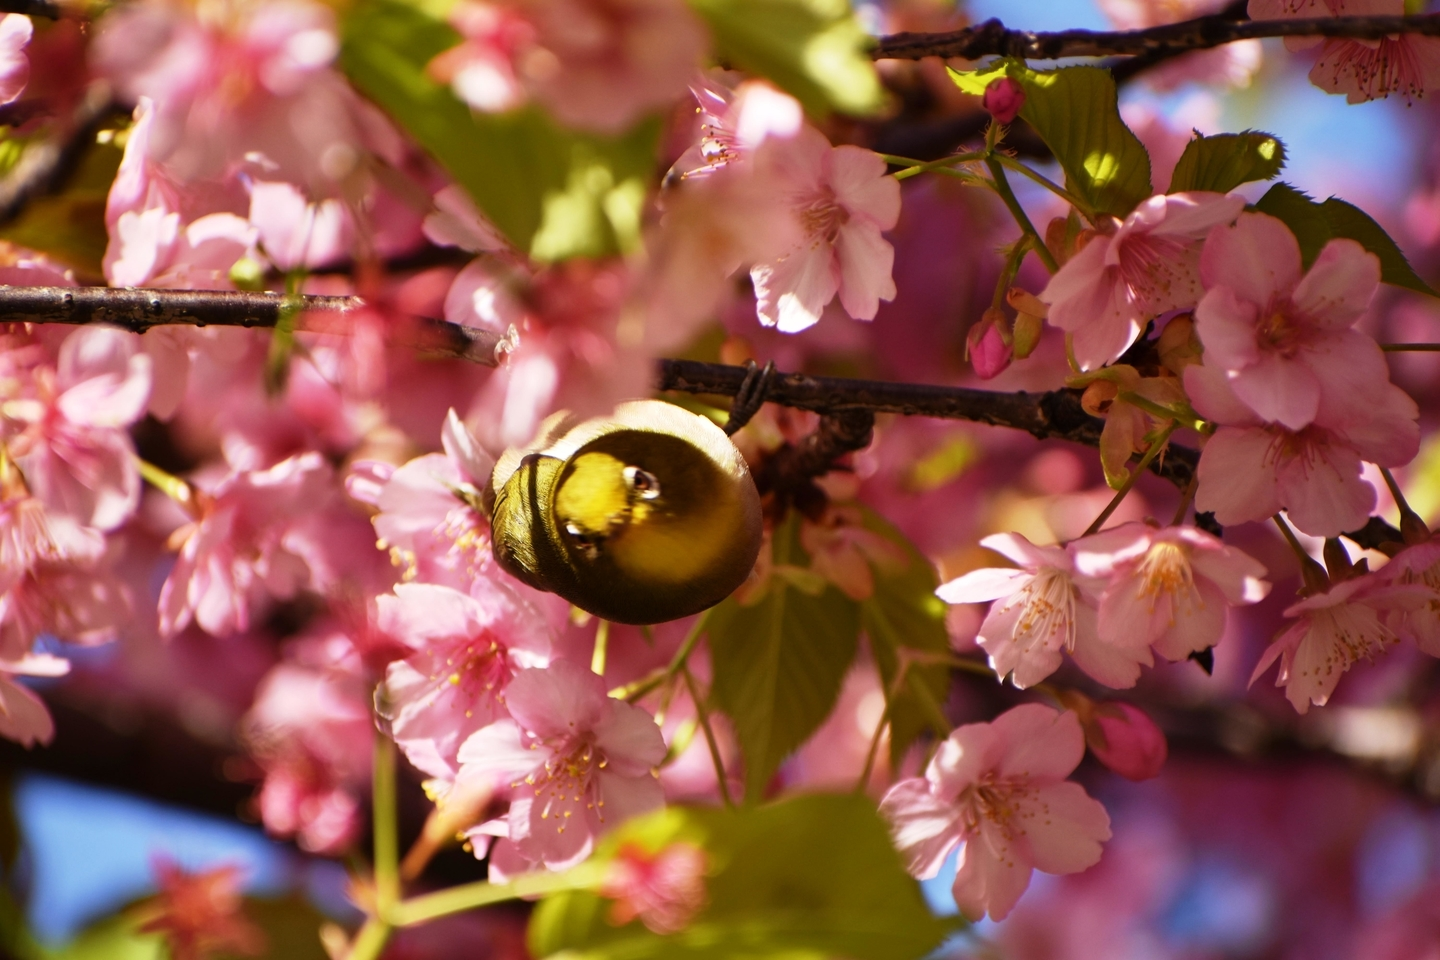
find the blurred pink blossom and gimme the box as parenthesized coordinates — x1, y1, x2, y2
(378, 580, 553, 780)
(455, 660, 666, 870)
(601, 841, 708, 934)
(0, 14, 32, 106)
(1250, 0, 1440, 103)
(248, 181, 351, 272)
(8, 327, 152, 532)
(750, 127, 901, 333)
(1071, 521, 1269, 663)
(799, 503, 907, 601)
(1040, 192, 1245, 370)
(0, 653, 69, 747)
(879, 703, 1111, 921)
(433, 0, 707, 133)
(158, 452, 332, 638)
(1100, 0, 1261, 90)
(244, 661, 372, 853)
(1385, 539, 1440, 655)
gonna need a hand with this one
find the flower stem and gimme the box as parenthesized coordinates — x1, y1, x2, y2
(856, 659, 908, 794)
(990, 154, 1093, 219)
(1272, 514, 1330, 594)
(391, 864, 607, 927)
(345, 917, 392, 960)
(373, 733, 400, 915)
(883, 151, 988, 180)
(591, 619, 610, 676)
(1379, 466, 1430, 543)
(613, 609, 710, 703)
(1082, 420, 1178, 537)
(1171, 474, 1198, 527)
(985, 157, 1059, 274)
(681, 664, 734, 808)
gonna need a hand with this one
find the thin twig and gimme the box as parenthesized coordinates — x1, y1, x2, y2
(873, 13, 1440, 62)
(0, 0, 61, 18)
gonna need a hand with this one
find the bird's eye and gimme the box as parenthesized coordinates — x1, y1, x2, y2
(623, 465, 661, 501)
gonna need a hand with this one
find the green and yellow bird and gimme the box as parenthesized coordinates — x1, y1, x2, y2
(489, 400, 763, 625)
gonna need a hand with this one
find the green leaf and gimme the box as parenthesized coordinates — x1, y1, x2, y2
(1255, 182, 1436, 296)
(339, 0, 657, 259)
(708, 513, 861, 801)
(856, 509, 951, 767)
(529, 794, 957, 960)
(685, 0, 883, 117)
(950, 62, 1151, 217)
(1167, 131, 1286, 195)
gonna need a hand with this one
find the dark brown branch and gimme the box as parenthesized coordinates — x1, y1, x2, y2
(873, 13, 1440, 62)
(0, 83, 120, 228)
(0, 286, 509, 366)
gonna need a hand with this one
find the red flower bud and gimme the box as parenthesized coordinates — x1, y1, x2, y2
(966, 309, 1013, 380)
(1086, 702, 1168, 781)
(982, 76, 1025, 124)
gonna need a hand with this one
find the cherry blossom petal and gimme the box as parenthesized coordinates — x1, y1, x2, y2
(1228, 352, 1322, 430)
(1195, 427, 1283, 526)
(992, 704, 1085, 783)
(878, 779, 963, 879)
(1013, 781, 1111, 875)
(1194, 286, 1261, 370)
(936, 568, 1031, 604)
(953, 824, 1033, 922)
(752, 246, 839, 334)
(1276, 440, 1374, 538)
(1289, 238, 1379, 328)
(835, 221, 896, 321)
(1200, 211, 1303, 307)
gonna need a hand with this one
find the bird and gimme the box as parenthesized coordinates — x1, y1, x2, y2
(489, 400, 763, 624)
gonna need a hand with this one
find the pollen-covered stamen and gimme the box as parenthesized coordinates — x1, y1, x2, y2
(1117, 232, 1192, 305)
(0, 496, 67, 574)
(958, 773, 1041, 846)
(798, 189, 850, 246)
(523, 736, 610, 835)
(431, 634, 512, 718)
(1306, 604, 1398, 680)
(1255, 303, 1305, 357)
(1135, 542, 1202, 621)
(1000, 567, 1079, 653)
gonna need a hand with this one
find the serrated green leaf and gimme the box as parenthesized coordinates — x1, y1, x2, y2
(708, 514, 861, 802)
(529, 794, 957, 960)
(338, 0, 657, 259)
(856, 509, 951, 767)
(1255, 182, 1436, 296)
(685, 0, 883, 117)
(1167, 131, 1286, 195)
(949, 63, 1154, 217)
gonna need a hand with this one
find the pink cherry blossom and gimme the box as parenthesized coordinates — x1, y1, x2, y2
(665, 79, 804, 185)
(600, 841, 708, 934)
(1040, 192, 1245, 370)
(244, 661, 372, 853)
(248, 181, 351, 272)
(0, 492, 102, 600)
(433, 0, 707, 133)
(749, 126, 901, 333)
(0, 14, 32, 106)
(0, 558, 130, 661)
(878, 703, 1111, 922)
(1195, 211, 1384, 430)
(378, 581, 553, 780)
(422, 185, 510, 256)
(158, 452, 332, 638)
(1249, 0, 1440, 104)
(937, 532, 1146, 689)
(798, 503, 907, 602)
(0, 653, 70, 748)
(1100, 0, 1261, 90)
(1377, 539, 1440, 656)
(1185, 361, 1418, 536)
(455, 660, 667, 870)
(1251, 571, 1429, 713)
(1071, 521, 1270, 663)
(7, 327, 153, 531)
(92, 0, 403, 188)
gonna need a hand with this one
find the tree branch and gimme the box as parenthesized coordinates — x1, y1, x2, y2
(0, 286, 510, 366)
(0, 0, 60, 18)
(0, 83, 120, 229)
(873, 13, 1440, 62)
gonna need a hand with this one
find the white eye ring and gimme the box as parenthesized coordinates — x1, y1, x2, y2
(623, 465, 661, 501)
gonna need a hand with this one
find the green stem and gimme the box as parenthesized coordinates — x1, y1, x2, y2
(614, 609, 710, 703)
(591, 619, 610, 676)
(1171, 474, 1198, 527)
(856, 660, 906, 795)
(373, 733, 400, 915)
(883, 151, 988, 181)
(991, 154, 1093, 219)
(1116, 391, 1204, 432)
(1380, 343, 1440, 351)
(1272, 513, 1331, 594)
(392, 864, 606, 927)
(986, 157, 1059, 274)
(681, 665, 734, 808)
(1082, 420, 1178, 537)
(345, 918, 392, 960)
(135, 458, 193, 506)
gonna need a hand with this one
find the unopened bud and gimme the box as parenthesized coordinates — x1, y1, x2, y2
(982, 76, 1026, 124)
(1323, 538, 1358, 582)
(1086, 702, 1168, 781)
(229, 257, 266, 292)
(1401, 508, 1432, 546)
(1157, 314, 1203, 374)
(1005, 289, 1048, 360)
(966, 309, 1013, 380)
(1081, 379, 1119, 417)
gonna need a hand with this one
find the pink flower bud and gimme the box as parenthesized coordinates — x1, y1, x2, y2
(982, 77, 1025, 124)
(1086, 702, 1167, 781)
(966, 309, 1012, 380)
